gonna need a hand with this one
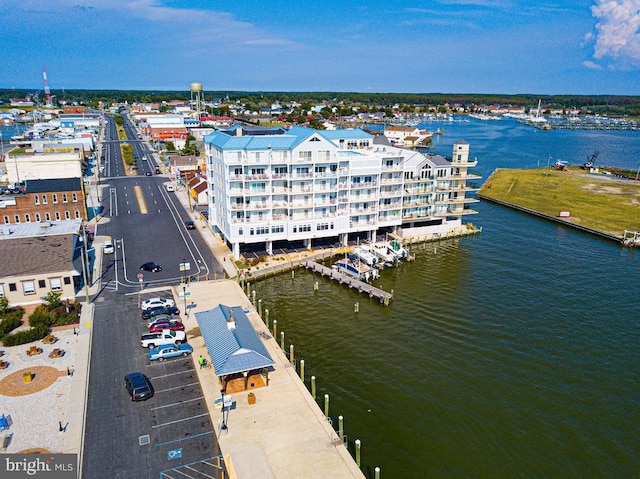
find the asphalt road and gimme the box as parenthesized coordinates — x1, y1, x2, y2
(82, 115, 223, 478)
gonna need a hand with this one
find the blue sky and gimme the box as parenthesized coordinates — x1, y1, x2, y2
(1, 0, 639, 95)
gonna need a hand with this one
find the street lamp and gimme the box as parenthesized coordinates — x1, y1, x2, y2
(220, 388, 228, 430)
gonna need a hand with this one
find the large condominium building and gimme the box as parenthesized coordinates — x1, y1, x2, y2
(204, 126, 479, 259)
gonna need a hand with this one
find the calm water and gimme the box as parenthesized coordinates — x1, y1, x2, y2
(252, 118, 640, 478)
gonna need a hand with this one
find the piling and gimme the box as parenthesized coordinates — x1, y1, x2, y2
(354, 302, 359, 313)
(280, 331, 285, 351)
(289, 344, 294, 364)
(300, 359, 305, 382)
(324, 394, 330, 418)
(338, 415, 344, 441)
(246, 282, 251, 296)
(252, 289, 256, 305)
(375, 466, 380, 479)
(355, 439, 361, 467)
(265, 309, 269, 329)
(314, 280, 319, 291)
(273, 320, 277, 338)
(258, 299, 263, 317)
(311, 375, 316, 399)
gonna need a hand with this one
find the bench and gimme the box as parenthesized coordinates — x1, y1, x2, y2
(26, 346, 43, 356)
(42, 335, 58, 345)
(49, 348, 65, 359)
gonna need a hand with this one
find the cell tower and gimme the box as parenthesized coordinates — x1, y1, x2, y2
(190, 82, 203, 117)
(42, 65, 52, 105)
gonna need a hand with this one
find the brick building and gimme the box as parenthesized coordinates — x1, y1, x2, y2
(1, 177, 86, 225)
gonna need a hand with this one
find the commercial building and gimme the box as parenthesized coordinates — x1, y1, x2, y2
(204, 126, 479, 259)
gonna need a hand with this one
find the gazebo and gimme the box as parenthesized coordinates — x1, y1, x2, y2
(195, 305, 275, 393)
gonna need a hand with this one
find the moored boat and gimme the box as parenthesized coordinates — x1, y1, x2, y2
(350, 245, 378, 266)
(332, 257, 379, 282)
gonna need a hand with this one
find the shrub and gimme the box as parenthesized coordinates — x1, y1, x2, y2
(0, 297, 8, 316)
(0, 315, 22, 337)
(2, 325, 49, 346)
(42, 291, 63, 310)
(28, 305, 57, 329)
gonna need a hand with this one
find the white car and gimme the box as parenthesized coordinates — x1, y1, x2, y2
(140, 297, 175, 311)
(103, 238, 114, 254)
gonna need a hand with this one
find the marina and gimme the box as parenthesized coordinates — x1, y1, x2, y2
(304, 260, 393, 304)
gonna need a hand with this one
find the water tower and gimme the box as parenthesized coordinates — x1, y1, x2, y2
(190, 82, 203, 116)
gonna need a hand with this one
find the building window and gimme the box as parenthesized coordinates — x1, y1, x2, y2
(55, 212, 61, 220)
(9, 283, 17, 292)
(42, 195, 48, 204)
(298, 151, 312, 161)
(0, 284, 4, 297)
(63, 277, 71, 285)
(65, 211, 71, 219)
(50, 277, 62, 292)
(72, 193, 78, 202)
(62, 193, 68, 203)
(35, 213, 41, 222)
(38, 279, 46, 288)
(75, 210, 80, 219)
(22, 280, 36, 295)
(34, 196, 40, 205)
(25, 214, 31, 223)
(14, 215, 20, 223)
(45, 213, 51, 221)
(3, 216, 8, 224)
(52, 194, 58, 204)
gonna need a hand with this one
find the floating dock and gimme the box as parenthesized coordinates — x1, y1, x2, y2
(304, 261, 393, 305)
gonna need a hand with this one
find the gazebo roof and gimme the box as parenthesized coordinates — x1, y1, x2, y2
(195, 305, 274, 376)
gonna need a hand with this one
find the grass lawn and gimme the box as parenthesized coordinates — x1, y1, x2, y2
(478, 167, 640, 237)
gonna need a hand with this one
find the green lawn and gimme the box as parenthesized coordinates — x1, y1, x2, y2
(478, 167, 640, 237)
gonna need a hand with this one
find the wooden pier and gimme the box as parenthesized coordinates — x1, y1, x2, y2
(304, 261, 393, 305)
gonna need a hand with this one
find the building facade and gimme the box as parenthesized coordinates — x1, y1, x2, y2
(204, 126, 479, 259)
(1, 178, 87, 225)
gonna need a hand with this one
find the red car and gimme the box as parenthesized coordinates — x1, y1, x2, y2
(149, 320, 185, 333)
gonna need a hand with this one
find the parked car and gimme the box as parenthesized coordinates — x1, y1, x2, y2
(141, 297, 175, 311)
(148, 343, 193, 361)
(165, 184, 175, 192)
(145, 171, 152, 176)
(124, 372, 153, 401)
(185, 220, 196, 230)
(140, 262, 162, 272)
(141, 305, 180, 320)
(150, 320, 185, 333)
(146, 315, 173, 328)
(140, 329, 186, 348)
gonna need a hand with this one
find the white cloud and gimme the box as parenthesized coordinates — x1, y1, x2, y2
(589, 0, 640, 69)
(582, 60, 602, 69)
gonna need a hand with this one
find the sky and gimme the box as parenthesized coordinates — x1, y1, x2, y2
(1, 0, 639, 95)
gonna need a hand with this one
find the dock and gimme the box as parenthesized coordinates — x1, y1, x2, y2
(304, 261, 393, 305)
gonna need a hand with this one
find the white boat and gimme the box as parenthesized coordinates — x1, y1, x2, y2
(388, 239, 408, 260)
(370, 242, 397, 265)
(350, 245, 377, 266)
(332, 257, 379, 282)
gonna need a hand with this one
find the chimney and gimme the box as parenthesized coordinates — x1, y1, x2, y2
(226, 310, 236, 330)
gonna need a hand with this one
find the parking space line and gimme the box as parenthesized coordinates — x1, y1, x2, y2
(154, 382, 200, 393)
(155, 430, 213, 448)
(150, 370, 195, 380)
(150, 396, 204, 411)
(152, 412, 210, 429)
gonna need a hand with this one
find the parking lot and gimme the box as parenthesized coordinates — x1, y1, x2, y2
(82, 289, 222, 478)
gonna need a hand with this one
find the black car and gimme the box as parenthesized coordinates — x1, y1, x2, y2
(185, 220, 196, 230)
(141, 305, 180, 320)
(140, 262, 162, 272)
(124, 372, 153, 401)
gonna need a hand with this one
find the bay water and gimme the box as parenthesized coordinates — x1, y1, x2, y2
(252, 118, 640, 478)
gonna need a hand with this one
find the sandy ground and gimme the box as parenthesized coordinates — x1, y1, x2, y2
(0, 322, 79, 453)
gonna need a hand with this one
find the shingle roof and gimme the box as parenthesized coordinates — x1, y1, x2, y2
(0, 233, 77, 277)
(195, 305, 274, 376)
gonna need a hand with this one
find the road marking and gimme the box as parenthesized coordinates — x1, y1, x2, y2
(152, 412, 209, 429)
(155, 381, 200, 393)
(155, 430, 213, 447)
(150, 396, 204, 411)
(134, 185, 148, 214)
(151, 370, 196, 380)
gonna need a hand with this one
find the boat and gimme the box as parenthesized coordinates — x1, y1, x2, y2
(388, 239, 408, 260)
(370, 242, 398, 266)
(332, 257, 379, 282)
(350, 245, 377, 266)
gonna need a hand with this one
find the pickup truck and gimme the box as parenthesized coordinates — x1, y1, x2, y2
(140, 329, 186, 349)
